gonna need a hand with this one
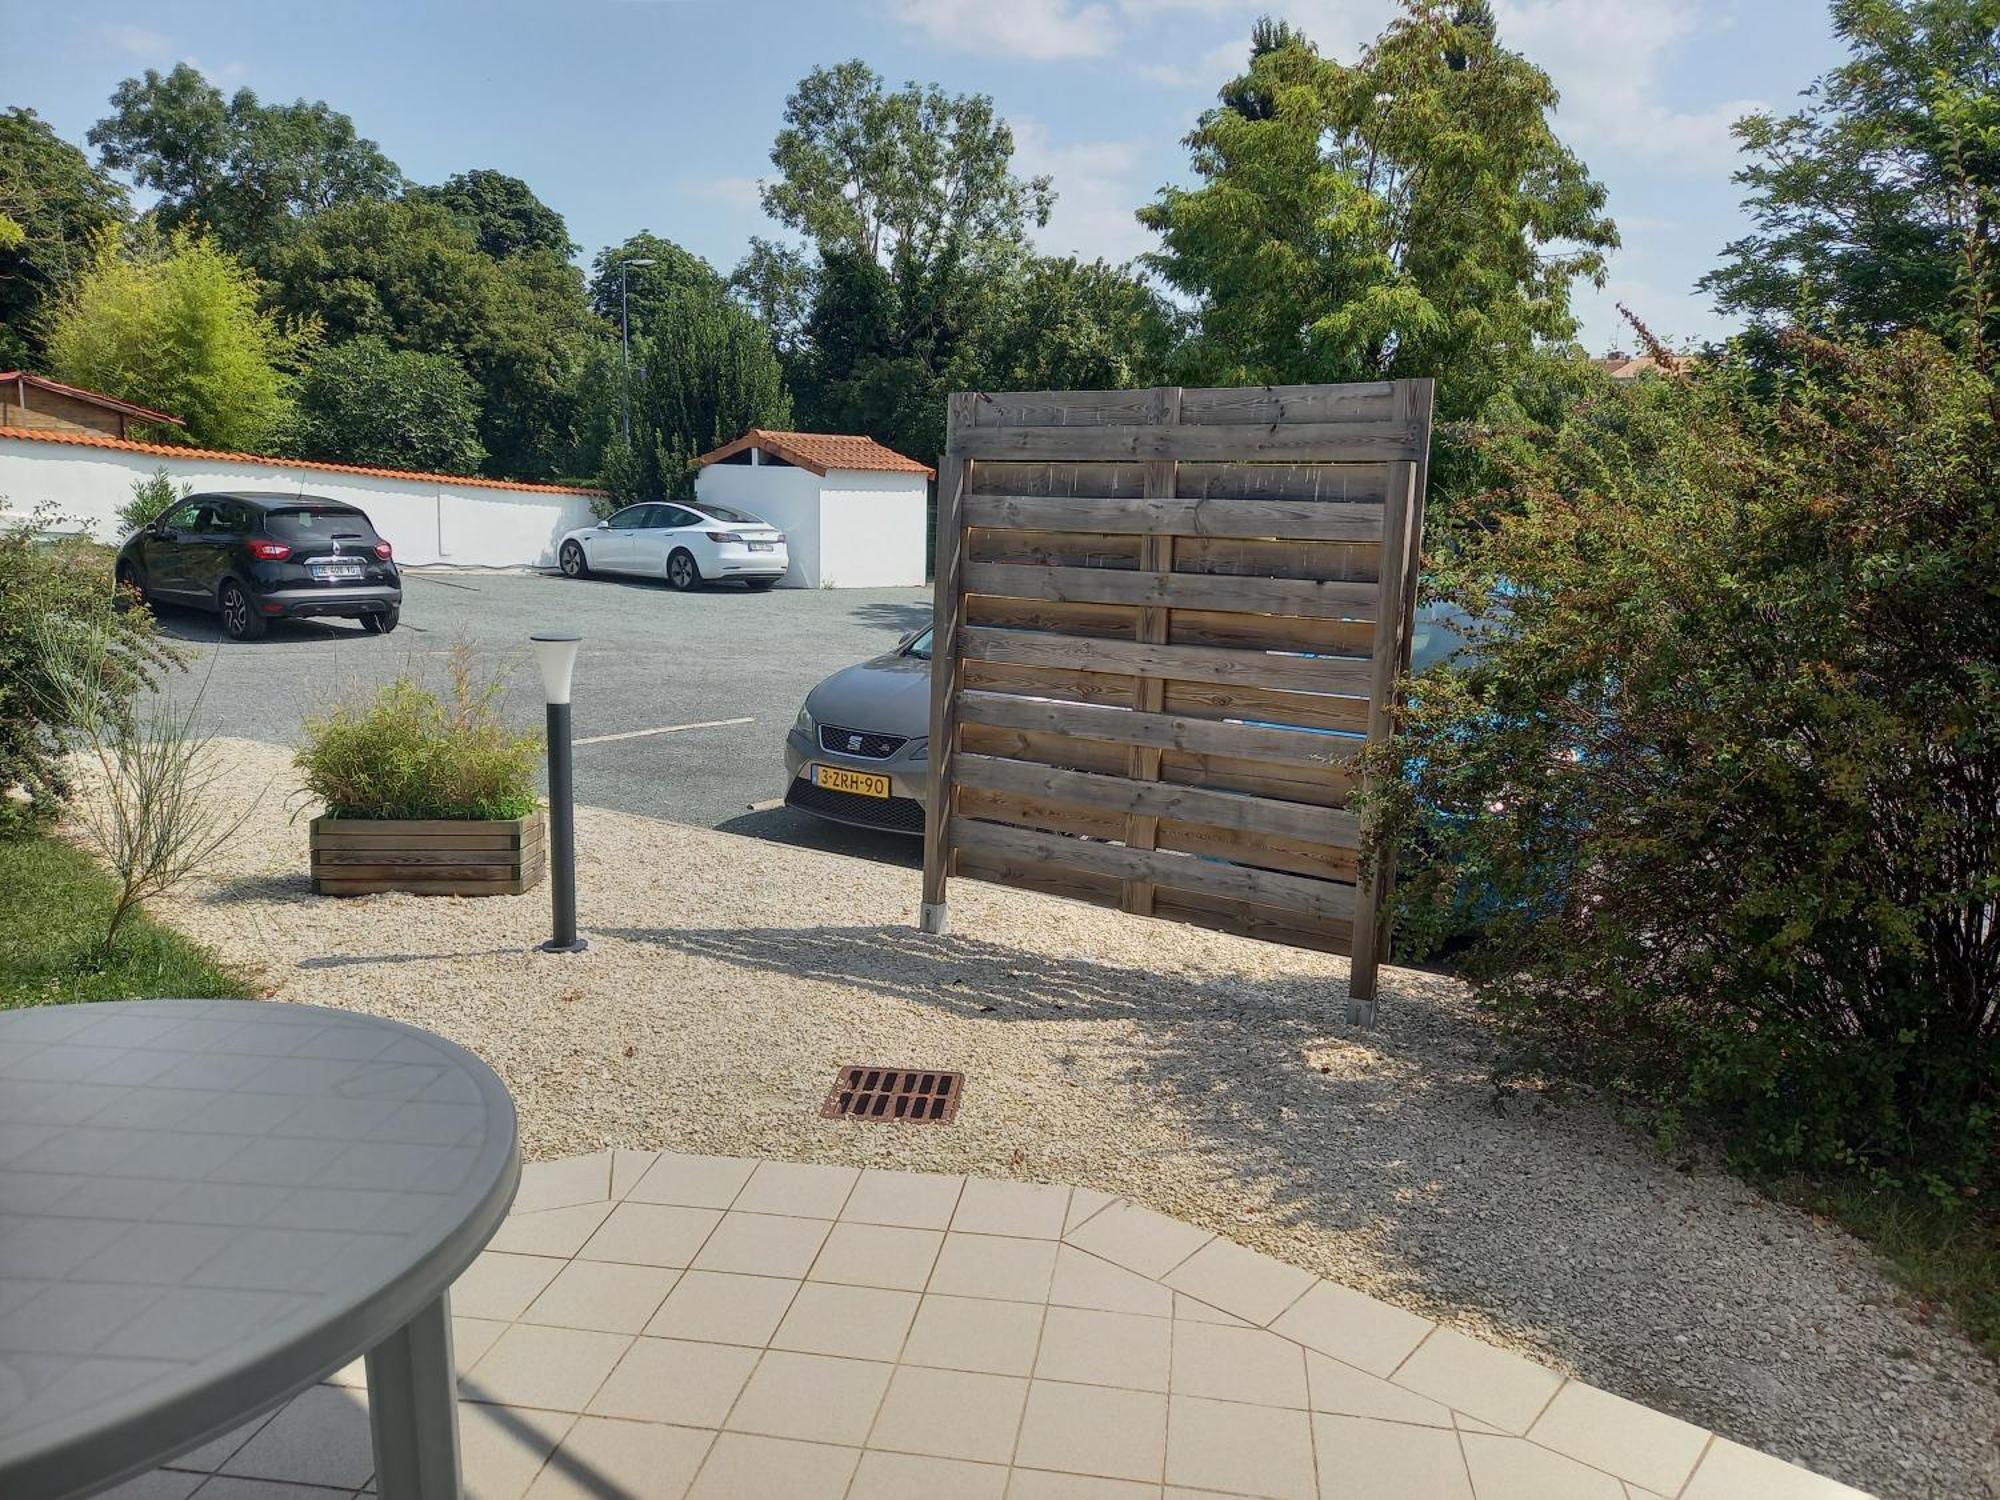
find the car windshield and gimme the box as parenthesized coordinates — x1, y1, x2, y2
(698, 503, 763, 525)
(903, 627, 933, 660)
(266, 508, 376, 542)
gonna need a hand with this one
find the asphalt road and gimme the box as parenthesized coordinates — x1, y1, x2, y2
(154, 567, 931, 866)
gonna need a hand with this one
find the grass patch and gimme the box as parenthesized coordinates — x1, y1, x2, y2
(0, 833, 252, 1008)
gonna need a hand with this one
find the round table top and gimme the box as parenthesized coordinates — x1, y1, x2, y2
(0, 999, 519, 1500)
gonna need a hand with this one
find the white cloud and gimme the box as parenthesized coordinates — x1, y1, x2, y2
(1011, 117, 1156, 266)
(1574, 273, 1737, 353)
(93, 23, 173, 56)
(690, 176, 763, 210)
(882, 0, 1119, 59)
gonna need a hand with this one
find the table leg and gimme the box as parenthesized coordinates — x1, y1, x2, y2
(366, 1293, 461, 1500)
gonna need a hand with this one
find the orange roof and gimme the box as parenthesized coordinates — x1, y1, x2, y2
(0, 371, 184, 427)
(694, 428, 935, 479)
(0, 425, 607, 497)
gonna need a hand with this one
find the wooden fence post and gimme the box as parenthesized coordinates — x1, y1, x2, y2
(919, 392, 975, 935)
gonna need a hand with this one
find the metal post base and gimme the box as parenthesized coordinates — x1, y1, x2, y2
(537, 937, 589, 954)
(919, 902, 949, 936)
(1345, 997, 1377, 1026)
(366, 1294, 460, 1500)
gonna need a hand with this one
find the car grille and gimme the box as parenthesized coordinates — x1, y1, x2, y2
(818, 724, 908, 760)
(786, 777, 927, 835)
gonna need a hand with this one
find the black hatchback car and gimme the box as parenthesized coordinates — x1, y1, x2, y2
(115, 492, 401, 639)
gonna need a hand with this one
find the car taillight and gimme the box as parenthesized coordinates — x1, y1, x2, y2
(374, 541, 393, 560)
(248, 540, 291, 560)
(706, 531, 744, 544)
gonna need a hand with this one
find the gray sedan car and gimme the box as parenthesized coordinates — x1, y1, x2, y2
(783, 626, 933, 835)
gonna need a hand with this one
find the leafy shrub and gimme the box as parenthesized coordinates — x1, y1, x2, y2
(0, 504, 178, 835)
(295, 645, 540, 821)
(1373, 332, 1999, 1200)
(115, 467, 190, 537)
(286, 336, 486, 475)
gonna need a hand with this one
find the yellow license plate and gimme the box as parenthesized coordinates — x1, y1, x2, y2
(815, 765, 890, 798)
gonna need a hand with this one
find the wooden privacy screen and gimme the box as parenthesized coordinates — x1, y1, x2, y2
(918, 380, 1433, 1018)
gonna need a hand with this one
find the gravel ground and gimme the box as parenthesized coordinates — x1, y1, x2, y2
(151, 741, 1998, 1500)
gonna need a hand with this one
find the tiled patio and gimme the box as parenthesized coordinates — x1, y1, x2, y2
(113, 1152, 1872, 1500)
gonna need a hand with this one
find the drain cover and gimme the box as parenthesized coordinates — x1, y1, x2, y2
(821, 1066, 964, 1124)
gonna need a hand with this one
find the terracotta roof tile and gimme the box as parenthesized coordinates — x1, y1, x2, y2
(694, 428, 934, 478)
(0, 425, 607, 497)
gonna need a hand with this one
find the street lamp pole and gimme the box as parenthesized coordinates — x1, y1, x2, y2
(530, 632, 586, 954)
(618, 258, 657, 449)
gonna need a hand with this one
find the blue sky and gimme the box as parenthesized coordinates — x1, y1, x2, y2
(9, 0, 1847, 354)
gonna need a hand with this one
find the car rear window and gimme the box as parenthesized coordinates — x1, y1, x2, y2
(699, 503, 764, 525)
(265, 508, 378, 542)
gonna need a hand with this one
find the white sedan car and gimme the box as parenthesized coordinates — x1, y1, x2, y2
(556, 501, 788, 591)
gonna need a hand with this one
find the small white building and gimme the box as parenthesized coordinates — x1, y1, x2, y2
(693, 429, 933, 589)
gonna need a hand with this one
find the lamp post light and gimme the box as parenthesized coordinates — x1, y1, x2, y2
(530, 631, 586, 954)
(618, 258, 657, 447)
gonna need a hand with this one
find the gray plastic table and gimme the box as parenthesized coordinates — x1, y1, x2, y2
(0, 999, 520, 1500)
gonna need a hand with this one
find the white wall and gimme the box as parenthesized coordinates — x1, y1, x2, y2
(696, 462, 825, 587)
(816, 470, 929, 589)
(0, 436, 602, 567)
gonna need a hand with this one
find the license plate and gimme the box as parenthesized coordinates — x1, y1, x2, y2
(748, 541, 774, 552)
(310, 562, 363, 580)
(814, 765, 890, 798)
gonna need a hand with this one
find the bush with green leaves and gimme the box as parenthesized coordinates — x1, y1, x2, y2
(1372, 332, 1999, 1200)
(114, 467, 190, 537)
(295, 645, 540, 821)
(0, 505, 178, 835)
(286, 336, 486, 475)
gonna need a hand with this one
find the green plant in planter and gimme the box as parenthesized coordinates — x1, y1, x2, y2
(296, 645, 540, 821)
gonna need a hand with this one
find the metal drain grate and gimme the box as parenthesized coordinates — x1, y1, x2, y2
(821, 1066, 964, 1124)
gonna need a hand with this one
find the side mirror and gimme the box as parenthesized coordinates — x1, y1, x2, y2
(596, 520, 610, 529)
(896, 628, 921, 651)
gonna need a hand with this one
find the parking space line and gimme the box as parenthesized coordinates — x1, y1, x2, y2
(573, 717, 754, 746)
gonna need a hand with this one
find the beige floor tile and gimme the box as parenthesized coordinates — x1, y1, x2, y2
(1015, 1380, 1168, 1484)
(870, 1365, 1030, 1464)
(902, 1294, 1046, 1376)
(219, 1386, 372, 1489)
(461, 1323, 632, 1412)
(733, 1159, 858, 1218)
(852, 1450, 1009, 1500)
(724, 1349, 893, 1445)
(1049, 1246, 1174, 1317)
(952, 1178, 1071, 1239)
(1172, 1294, 1252, 1326)
(453, 1317, 510, 1380)
(1035, 1306, 1171, 1392)
(1268, 1280, 1432, 1379)
(690, 1211, 832, 1278)
(771, 1281, 919, 1361)
(1304, 1352, 1451, 1427)
(452, 1252, 568, 1321)
(1389, 1329, 1563, 1436)
(1528, 1381, 1711, 1495)
(1063, 1188, 1118, 1237)
(1312, 1412, 1472, 1500)
(1680, 1438, 1873, 1500)
(842, 1168, 966, 1230)
(928, 1232, 1058, 1302)
(486, 1202, 615, 1259)
(1162, 1237, 1315, 1328)
(643, 1269, 799, 1346)
(585, 1336, 760, 1427)
(1015, 1473, 1162, 1498)
(514, 1152, 612, 1213)
(1170, 1321, 1308, 1408)
(522, 1259, 680, 1334)
(1459, 1433, 1625, 1500)
(456, 1399, 574, 1500)
(522, 1414, 711, 1500)
(625, 1152, 757, 1210)
(1063, 1201, 1211, 1280)
(807, 1221, 942, 1291)
(177, 1480, 354, 1500)
(610, 1148, 661, 1201)
(686, 1432, 859, 1499)
(162, 1414, 272, 1473)
(577, 1202, 723, 1269)
(1165, 1394, 1315, 1500)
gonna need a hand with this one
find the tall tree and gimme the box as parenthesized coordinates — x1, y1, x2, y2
(410, 170, 575, 260)
(587, 231, 721, 337)
(287, 336, 485, 474)
(1141, 2, 1617, 422)
(622, 284, 793, 499)
(0, 108, 130, 365)
(1702, 0, 2000, 359)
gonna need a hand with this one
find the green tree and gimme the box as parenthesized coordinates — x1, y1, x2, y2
(963, 255, 1175, 393)
(45, 226, 308, 449)
(1702, 0, 2000, 358)
(587, 231, 722, 337)
(1141, 4, 1616, 423)
(0, 108, 130, 366)
(410, 169, 575, 260)
(622, 285, 793, 498)
(287, 336, 485, 474)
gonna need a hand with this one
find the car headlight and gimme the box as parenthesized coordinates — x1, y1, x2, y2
(795, 703, 814, 737)
(910, 739, 928, 761)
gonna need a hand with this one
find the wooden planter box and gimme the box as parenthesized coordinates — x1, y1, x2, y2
(309, 813, 545, 897)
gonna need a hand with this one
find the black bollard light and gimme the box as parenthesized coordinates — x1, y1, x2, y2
(530, 631, 587, 954)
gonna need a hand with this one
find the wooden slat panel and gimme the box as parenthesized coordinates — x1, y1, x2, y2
(955, 753, 1360, 845)
(957, 421, 1424, 464)
(1178, 382, 1396, 426)
(1153, 889, 1355, 955)
(950, 818, 1358, 923)
(960, 721, 1133, 774)
(957, 690, 1358, 767)
(961, 627, 1374, 695)
(1170, 609, 1374, 656)
(312, 848, 526, 868)
(310, 831, 539, 851)
(961, 659, 1138, 707)
(1178, 462, 1391, 503)
(961, 492, 1387, 543)
(967, 461, 1147, 499)
(968, 389, 1162, 427)
(968, 528, 1141, 569)
(953, 845, 1125, 909)
(1158, 820, 1361, 883)
(966, 594, 1140, 640)
(1175, 536, 1378, 583)
(962, 561, 1379, 621)
(958, 785, 1126, 841)
(1161, 681, 1369, 735)
(1161, 748, 1357, 807)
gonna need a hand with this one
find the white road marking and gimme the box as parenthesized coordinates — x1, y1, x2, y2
(573, 717, 754, 746)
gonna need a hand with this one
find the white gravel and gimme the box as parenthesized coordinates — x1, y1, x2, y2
(144, 741, 1999, 1499)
